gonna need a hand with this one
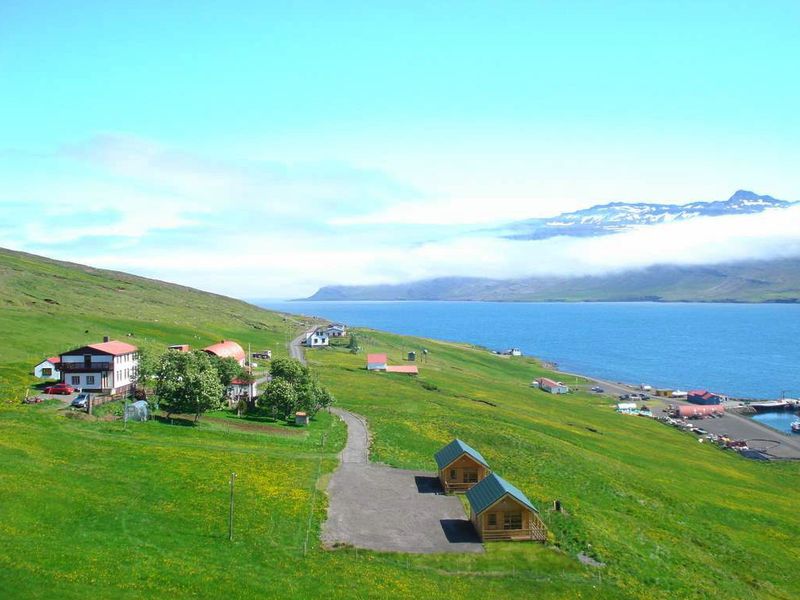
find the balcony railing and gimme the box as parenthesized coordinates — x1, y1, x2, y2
(59, 362, 113, 372)
(482, 525, 548, 542)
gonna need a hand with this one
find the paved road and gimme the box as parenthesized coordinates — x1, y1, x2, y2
(289, 327, 317, 365)
(322, 408, 484, 554)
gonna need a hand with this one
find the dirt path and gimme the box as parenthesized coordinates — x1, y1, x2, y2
(322, 407, 483, 553)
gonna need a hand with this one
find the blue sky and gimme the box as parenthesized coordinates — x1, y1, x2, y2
(2, 1, 799, 297)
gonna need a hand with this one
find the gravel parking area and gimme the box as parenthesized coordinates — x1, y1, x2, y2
(322, 408, 483, 554)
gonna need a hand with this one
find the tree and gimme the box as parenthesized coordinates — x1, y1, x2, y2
(134, 347, 161, 397)
(347, 334, 359, 354)
(155, 350, 226, 422)
(259, 378, 297, 421)
(213, 356, 244, 388)
(269, 357, 306, 384)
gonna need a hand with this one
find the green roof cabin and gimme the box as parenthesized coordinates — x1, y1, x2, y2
(434, 439, 491, 493)
(466, 473, 547, 542)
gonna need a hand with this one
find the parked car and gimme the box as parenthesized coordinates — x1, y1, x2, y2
(71, 393, 91, 409)
(591, 386, 605, 393)
(44, 383, 75, 395)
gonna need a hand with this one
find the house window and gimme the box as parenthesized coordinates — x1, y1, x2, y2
(487, 513, 497, 528)
(86, 376, 95, 385)
(71, 376, 80, 385)
(463, 469, 478, 483)
(42, 368, 52, 376)
(504, 511, 522, 530)
(449, 469, 457, 480)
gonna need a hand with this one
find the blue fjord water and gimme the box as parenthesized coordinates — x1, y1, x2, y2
(258, 301, 800, 401)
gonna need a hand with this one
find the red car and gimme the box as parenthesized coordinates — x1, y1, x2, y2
(44, 383, 75, 395)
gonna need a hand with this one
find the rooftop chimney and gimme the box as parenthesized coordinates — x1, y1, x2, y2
(103, 336, 110, 343)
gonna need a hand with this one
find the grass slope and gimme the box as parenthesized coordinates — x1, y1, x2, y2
(310, 332, 800, 599)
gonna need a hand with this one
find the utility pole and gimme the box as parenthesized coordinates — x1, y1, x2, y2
(228, 472, 237, 541)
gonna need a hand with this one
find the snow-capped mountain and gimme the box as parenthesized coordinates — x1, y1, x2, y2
(501, 190, 796, 240)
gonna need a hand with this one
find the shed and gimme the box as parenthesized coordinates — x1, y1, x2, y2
(407, 351, 416, 362)
(366, 353, 388, 371)
(677, 404, 725, 418)
(168, 344, 190, 352)
(537, 378, 569, 394)
(434, 439, 491, 493)
(687, 390, 722, 405)
(34, 356, 61, 379)
(386, 365, 419, 375)
(466, 473, 547, 542)
(295, 411, 309, 426)
(124, 400, 149, 422)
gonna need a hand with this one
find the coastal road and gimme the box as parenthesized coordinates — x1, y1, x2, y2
(289, 327, 317, 365)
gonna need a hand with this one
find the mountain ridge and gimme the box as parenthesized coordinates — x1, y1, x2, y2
(304, 258, 800, 303)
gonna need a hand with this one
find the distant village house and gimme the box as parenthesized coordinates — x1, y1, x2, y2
(536, 378, 569, 394)
(322, 323, 347, 337)
(304, 329, 330, 348)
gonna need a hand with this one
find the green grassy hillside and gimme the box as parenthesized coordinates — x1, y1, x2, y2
(1, 248, 798, 599)
(311, 332, 800, 599)
(0, 247, 305, 400)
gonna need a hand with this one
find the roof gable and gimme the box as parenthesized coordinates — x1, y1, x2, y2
(434, 439, 490, 470)
(466, 473, 538, 515)
(63, 341, 138, 356)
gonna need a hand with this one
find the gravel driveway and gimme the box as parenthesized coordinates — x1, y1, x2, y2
(322, 408, 483, 554)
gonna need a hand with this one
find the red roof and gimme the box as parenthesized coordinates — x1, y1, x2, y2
(367, 353, 388, 364)
(538, 377, 559, 387)
(230, 378, 252, 385)
(386, 365, 419, 374)
(203, 340, 245, 362)
(47, 356, 61, 364)
(86, 341, 138, 356)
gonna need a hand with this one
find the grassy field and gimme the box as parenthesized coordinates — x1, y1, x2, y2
(309, 332, 800, 599)
(1, 247, 799, 598)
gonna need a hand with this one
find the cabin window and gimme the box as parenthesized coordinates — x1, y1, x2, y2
(504, 511, 522, 530)
(42, 368, 52, 376)
(86, 376, 95, 385)
(71, 376, 80, 385)
(463, 469, 478, 483)
(449, 469, 457, 480)
(487, 513, 497, 528)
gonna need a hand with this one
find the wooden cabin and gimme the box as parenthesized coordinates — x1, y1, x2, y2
(434, 439, 491, 493)
(466, 473, 547, 542)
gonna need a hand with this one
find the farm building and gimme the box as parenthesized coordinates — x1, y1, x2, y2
(304, 329, 330, 347)
(366, 353, 388, 371)
(676, 404, 725, 418)
(168, 344, 190, 352)
(537, 378, 569, 394)
(33, 356, 61, 379)
(466, 473, 547, 542)
(59, 338, 139, 396)
(434, 439, 491, 493)
(203, 340, 246, 366)
(687, 390, 722, 405)
(386, 365, 419, 375)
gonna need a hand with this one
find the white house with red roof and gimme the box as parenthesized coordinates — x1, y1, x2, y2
(59, 337, 139, 396)
(366, 353, 388, 371)
(33, 356, 61, 379)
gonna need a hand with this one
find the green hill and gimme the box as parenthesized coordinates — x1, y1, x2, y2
(306, 258, 800, 302)
(1, 248, 798, 599)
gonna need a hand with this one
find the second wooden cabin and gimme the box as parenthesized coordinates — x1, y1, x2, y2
(434, 439, 491, 493)
(466, 473, 548, 542)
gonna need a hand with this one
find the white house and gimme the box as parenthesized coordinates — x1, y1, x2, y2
(537, 377, 569, 394)
(59, 338, 139, 396)
(34, 356, 61, 379)
(228, 378, 258, 406)
(304, 329, 330, 347)
(323, 323, 348, 337)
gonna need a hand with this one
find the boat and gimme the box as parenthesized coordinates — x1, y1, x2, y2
(749, 400, 793, 413)
(791, 421, 800, 433)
